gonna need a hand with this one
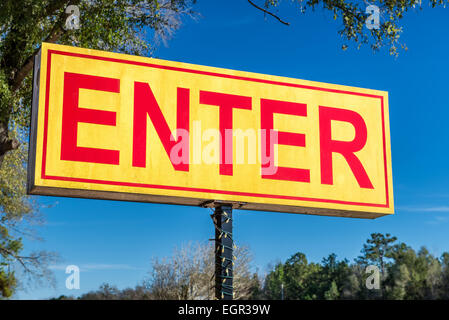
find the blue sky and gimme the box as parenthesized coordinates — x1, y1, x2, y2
(17, 2, 449, 299)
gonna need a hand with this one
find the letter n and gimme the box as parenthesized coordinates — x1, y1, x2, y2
(133, 83, 189, 171)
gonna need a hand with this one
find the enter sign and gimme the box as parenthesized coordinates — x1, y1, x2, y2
(28, 43, 393, 219)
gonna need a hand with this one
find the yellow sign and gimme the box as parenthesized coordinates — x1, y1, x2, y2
(28, 43, 394, 218)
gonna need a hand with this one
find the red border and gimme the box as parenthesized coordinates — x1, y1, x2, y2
(40, 49, 390, 208)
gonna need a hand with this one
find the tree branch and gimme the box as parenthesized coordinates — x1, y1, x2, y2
(11, 0, 81, 93)
(11, 29, 65, 93)
(0, 122, 19, 158)
(0, 247, 33, 273)
(247, 0, 290, 26)
(0, 246, 50, 275)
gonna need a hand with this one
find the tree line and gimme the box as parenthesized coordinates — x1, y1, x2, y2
(54, 233, 449, 300)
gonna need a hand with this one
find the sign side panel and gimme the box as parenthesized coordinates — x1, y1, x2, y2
(27, 49, 42, 194)
(383, 92, 394, 212)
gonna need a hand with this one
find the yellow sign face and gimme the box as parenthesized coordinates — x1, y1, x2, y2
(28, 43, 393, 218)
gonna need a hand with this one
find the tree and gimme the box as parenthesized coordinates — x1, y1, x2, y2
(264, 252, 323, 300)
(0, 127, 58, 298)
(357, 233, 397, 275)
(263, 261, 286, 299)
(384, 263, 410, 299)
(143, 242, 258, 300)
(247, 272, 264, 299)
(53, 234, 449, 300)
(69, 283, 153, 299)
(340, 265, 361, 299)
(319, 253, 351, 299)
(82, 283, 121, 300)
(384, 244, 442, 299)
(264, 252, 353, 300)
(248, 0, 448, 56)
(439, 252, 449, 299)
(74, 243, 259, 300)
(283, 252, 322, 299)
(262, 233, 449, 300)
(356, 233, 397, 298)
(324, 281, 339, 300)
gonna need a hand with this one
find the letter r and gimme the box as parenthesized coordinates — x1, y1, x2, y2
(319, 106, 373, 189)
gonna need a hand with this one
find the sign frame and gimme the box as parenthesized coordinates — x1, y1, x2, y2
(27, 43, 394, 219)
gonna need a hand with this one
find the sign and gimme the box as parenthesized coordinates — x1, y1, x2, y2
(28, 43, 394, 218)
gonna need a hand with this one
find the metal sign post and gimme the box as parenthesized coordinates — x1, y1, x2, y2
(212, 204, 234, 300)
(203, 201, 242, 300)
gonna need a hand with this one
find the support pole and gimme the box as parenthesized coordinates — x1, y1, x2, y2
(212, 205, 233, 300)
